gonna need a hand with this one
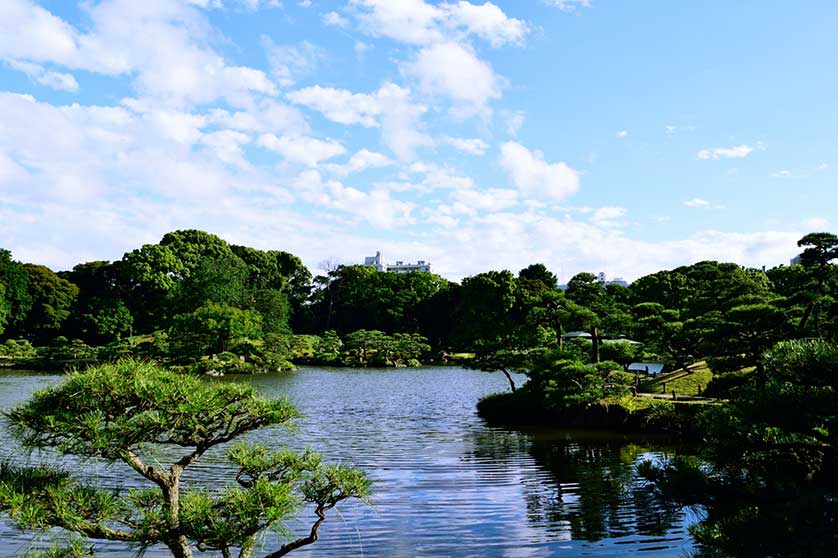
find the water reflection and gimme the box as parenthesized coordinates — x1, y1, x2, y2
(0, 367, 698, 557)
(468, 429, 695, 554)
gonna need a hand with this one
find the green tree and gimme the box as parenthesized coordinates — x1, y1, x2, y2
(0, 361, 369, 558)
(82, 298, 134, 341)
(15, 264, 78, 342)
(341, 329, 389, 366)
(0, 249, 31, 336)
(119, 231, 236, 332)
(565, 273, 632, 362)
(453, 270, 518, 348)
(169, 303, 263, 359)
(796, 232, 838, 333)
(518, 263, 558, 289)
(703, 302, 789, 380)
(60, 261, 132, 343)
(640, 339, 838, 557)
(172, 255, 249, 313)
(526, 353, 611, 409)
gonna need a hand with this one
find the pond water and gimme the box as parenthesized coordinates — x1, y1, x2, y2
(0, 367, 701, 557)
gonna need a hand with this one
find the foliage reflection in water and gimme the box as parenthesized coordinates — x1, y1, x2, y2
(0, 367, 699, 557)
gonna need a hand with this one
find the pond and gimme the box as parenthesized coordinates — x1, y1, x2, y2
(0, 366, 701, 557)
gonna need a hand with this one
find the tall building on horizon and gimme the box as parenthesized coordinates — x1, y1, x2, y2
(364, 251, 431, 273)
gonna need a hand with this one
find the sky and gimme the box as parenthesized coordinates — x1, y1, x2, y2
(0, 0, 835, 282)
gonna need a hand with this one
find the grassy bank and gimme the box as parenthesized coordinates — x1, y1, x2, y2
(477, 389, 715, 438)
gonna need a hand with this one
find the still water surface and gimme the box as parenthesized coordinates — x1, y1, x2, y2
(0, 367, 700, 557)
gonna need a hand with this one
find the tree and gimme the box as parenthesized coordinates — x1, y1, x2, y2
(341, 329, 389, 366)
(453, 270, 518, 348)
(518, 263, 558, 289)
(796, 232, 838, 332)
(639, 339, 838, 556)
(526, 353, 611, 409)
(0, 249, 31, 336)
(702, 303, 789, 380)
(565, 273, 630, 363)
(169, 303, 263, 359)
(469, 349, 534, 393)
(15, 264, 79, 342)
(60, 261, 132, 343)
(0, 361, 369, 558)
(119, 231, 237, 332)
(172, 255, 250, 314)
(82, 298, 134, 341)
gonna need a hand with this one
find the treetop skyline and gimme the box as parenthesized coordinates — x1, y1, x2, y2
(0, 1, 834, 281)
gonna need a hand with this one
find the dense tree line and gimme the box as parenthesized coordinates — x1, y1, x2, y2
(2, 230, 837, 372)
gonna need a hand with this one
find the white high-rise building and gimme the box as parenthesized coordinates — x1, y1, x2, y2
(363, 251, 431, 273)
(364, 251, 385, 271)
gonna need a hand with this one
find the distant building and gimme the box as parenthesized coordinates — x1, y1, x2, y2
(363, 251, 431, 273)
(364, 251, 385, 271)
(608, 277, 629, 288)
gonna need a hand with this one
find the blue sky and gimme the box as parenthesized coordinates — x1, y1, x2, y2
(0, 0, 834, 281)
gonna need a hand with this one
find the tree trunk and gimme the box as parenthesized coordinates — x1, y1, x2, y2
(263, 509, 327, 558)
(163, 474, 192, 558)
(590, 326, 600, 363)
(799, 276, 825, 333)
(501, 368, 517, 393)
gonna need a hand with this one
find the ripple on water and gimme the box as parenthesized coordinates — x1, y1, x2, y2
(0, 367, 697, 557)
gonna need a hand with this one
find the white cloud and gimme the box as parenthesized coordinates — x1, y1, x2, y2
(200, 130, 251, 167)
(442, 1, 528, 47)
(0, 0, 277, 107)
(292, 169, 415, 228)
(322, 11, 351, 27)
(697, 145, 754, 160)
(325, 149, 393, 175)
(803, 217, 830, 230)
(0, 91, 807, 284)
(502, 109, 525, 136)
(351, 0, 442, 44)
(451, 188, 518, 213)
(287, 85, 383, 127)
(442, 136, 489, 155)
(148, 110, 207, 145)
(545, 0, 592, 13)
(591, 206, 627, 227)
(287, 83, 432, 159)
(350, 0, 527, 47)
(401, 41, 503, 115)
(615, 129, 628, 138)
(500, 141, 580, 202)
(413, 163, 474, 190)
(6, 59, 79, 92)
(376, 84, 434, 160)
(683, 198, 711, 208)
(206, 99, 310, 136)
(0, 0, 81, 66)
(261, 37, 324, 87)
(257, 134, 346, 166)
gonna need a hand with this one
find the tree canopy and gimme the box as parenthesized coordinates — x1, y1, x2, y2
(0, 361, 369, 558)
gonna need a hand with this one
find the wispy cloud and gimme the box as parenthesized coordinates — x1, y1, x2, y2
(697, 145, 754, 160)
(684, 198, 711, 208)
(545, 0, 593, 13)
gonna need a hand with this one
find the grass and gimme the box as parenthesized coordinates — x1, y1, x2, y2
(639, 361, 714, 396)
